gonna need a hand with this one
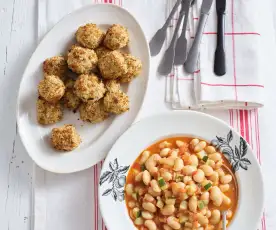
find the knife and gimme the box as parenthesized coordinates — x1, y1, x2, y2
(158, 0, 189, 75)
(214, 0, 226, 76)
(184, 0, 214, 73)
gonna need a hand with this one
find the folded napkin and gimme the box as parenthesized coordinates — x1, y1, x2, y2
(166, 0, 264, 109)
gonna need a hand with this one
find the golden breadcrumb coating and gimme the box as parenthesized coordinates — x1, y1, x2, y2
(74, 74, 106, 102)
(95, 46, 112, 59)
(105, 80, 121, 93)
(98, 51, 127, 79)
(43, 56, 68, 79)
(38, 75, 65, 103)
(36, 98, 63, 125)
(62, 90, 81, 110)
(51, 124, 81, 151)
(119, 53, 142, 83)
(103, 24, 129, 50)
(76, 23, 105, 49)
(67, 45, 98, 74)
(79, 99, 109, 123)
(103, 91, 129, 114)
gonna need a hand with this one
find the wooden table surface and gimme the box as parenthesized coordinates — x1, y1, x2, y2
(1, 0, 276, 229)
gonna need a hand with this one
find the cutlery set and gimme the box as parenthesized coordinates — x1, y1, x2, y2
(150, 0, 226, 76)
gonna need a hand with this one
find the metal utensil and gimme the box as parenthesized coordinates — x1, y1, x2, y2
(158, 0, 190, 75)
(149, 0, 182, 56)
(174, 0, 194, 65)
(184, 0, 214, 73)
(214, 0, 226, 76)
(222, 210, 227, 230)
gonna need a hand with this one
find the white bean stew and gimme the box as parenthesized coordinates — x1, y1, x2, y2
(125, 137, 238, 230)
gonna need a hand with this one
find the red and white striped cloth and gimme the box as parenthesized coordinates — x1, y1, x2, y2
(34, 1, 266, 230)
(166, 0, 264, 109)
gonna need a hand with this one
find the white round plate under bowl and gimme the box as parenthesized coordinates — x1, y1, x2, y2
(17, 4, 149, 173)
(99, 111, 264, 230)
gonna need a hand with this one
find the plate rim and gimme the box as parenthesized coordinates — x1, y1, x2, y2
(16, 3, 150, 173)
(99, 110, 264, 230)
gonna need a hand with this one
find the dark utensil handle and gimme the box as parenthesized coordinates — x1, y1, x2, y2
(214, 13, 226, 76)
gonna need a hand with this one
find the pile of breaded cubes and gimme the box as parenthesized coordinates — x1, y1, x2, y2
(36, 23, 142, 151)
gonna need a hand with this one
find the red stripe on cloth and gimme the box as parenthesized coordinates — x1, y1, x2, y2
(256, 110, 262, 165)
(263, 212, 267, 230)
(236, 110, 239, 132)
(244, 110, 250, 143)
(104, 0, 108, 2)
(94, 166, 97, 230)
(249, 110, 254, 150)
(201, 82, 264, 88)
(96, 164, 99, 230)
(239, 110, 245, 138)
(231, 0, 238, 100)
(193, 17, 199, 20)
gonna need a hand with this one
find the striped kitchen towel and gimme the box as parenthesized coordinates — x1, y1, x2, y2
(165, 0, 264, 109)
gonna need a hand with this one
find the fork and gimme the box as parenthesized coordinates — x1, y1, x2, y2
(174, 0, 196, 65)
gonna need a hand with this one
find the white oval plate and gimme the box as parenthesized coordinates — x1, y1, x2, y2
(99, 111, 264, 230)
(16, 4, 149, 173)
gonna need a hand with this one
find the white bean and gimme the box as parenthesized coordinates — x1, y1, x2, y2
(205, 146, 216, 154)
(145, 154, 161, 174)
(209, 153, 222, 162)
(190, 138, 200, 149)
(142, 202, 157, 213)
(184, 176, 192, 184)
(159, 157, 175, 166)
(216, 168, 225, 177)
(142, 211, 154, 220)
(144, 193, 154, 202)
(150, 180, 161, 193)
(208, 160, 216, 169)
(193, 169, 205, 183)
(197, 213, 209, 225)
(125, 184, 133, 196)
(134, 217, 144, 225)
(182, 166, 197, 176)
(163, 224, 173, 230)
(186, 184, 197, 196)
(206, 210, 212, 218)
(200, 165, 214, 177)
(194, 141, 207, 153)
(220, 174, 232, 184)
(210, 210, 221, 225)
(128, 201, 135, 208)
(159, 141, 171, 149)
(173, 158, 184, 171)
(142, 170, 151, 185)
(210, 186, 223, 207)
(176, 140, 185, 148)
(170, 149, 179, 159)
(148, 187, 161, 197)
(139, 151, 150, 164)
(209, 171, 219, 183)
(144, 220, 157, 230)
(188, 196, 197, 213)
(161, 171, 172, 181)
(190, 155, 199, 166)
(160, 148, 171, 157)
(135, 172, 143, 182)
(219, 184, 230, 192)
(161, 204, 175, 215)
(200, 192, 210, 204)
(167, 216, 181, 229)
(226, 210, 233, 219)
(222, 194, 231, 206)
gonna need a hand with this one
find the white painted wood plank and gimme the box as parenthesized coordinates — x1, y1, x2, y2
(0, 0, 36, 229)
